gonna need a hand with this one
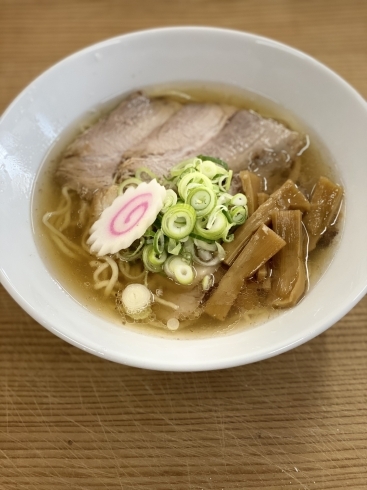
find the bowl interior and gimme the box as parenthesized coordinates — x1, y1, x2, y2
(1, 27, 367, 371)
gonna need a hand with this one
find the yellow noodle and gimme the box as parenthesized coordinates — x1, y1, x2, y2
(49, 186, 72, 230)
(92, 262, 109, 282)
(118, 261, 145, 280)
(91, 257, 119, 296)
(50, 234, 78, 259)
(43, 213, 86, 255)
(58, 186, 72, 231)
(103, 256, 119, 296)
(94, 280, 110, 290)
(153, 295, 179, 311)
(81, 225, 92, 252)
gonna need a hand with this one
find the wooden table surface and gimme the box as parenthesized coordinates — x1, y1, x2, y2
(1, 1, 367, 488)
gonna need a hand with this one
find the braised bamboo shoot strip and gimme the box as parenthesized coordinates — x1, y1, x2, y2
(256, 263, 269, 282)
(257, 192, 269, 206)
(256, 263, 272, 291)
(288, 157, 302, 183)
(271, 210, 307, 308)
(303, 176, 343, 251)
(205, 225, 286, 321)
(239, 170, 261, 216)
(223, 180, 310, 266)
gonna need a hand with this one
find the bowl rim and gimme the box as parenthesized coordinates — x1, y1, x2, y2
(1, 26, 367, 371)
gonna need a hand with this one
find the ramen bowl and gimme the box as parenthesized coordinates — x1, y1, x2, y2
(1, 27, 367, 371)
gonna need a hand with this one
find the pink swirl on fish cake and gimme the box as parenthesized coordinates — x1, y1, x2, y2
(109, 193, 152, 236)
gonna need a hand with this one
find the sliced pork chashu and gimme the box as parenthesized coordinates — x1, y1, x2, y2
(117, 105, 304, 187)
(56, 92, 181, 198)
(116, 102, 236, 179)
(199, 110, 305, 189)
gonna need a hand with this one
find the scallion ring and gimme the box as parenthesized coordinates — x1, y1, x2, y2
(230, 205, 248, 225)
(117, 237, 145, 261)
(153, 229, 165, 255)
(161, 189, 178, 213)
(177, 172, 213, 200)
(196, 155, 229, 171)
(217, 171, 233, 192)
(186, 186, 217, 217)
(206, 205, 227, 230)
(135, 167, 158, 181)
(202, 274, 214, 291)
(163, 256, 195, 285)
(194, 212, 228, 241)
(118, 177, 142, 195)
(197, 249, 213, 262)
(230, 193, 248, 207)
(170, 157, 201, 177)
(161, 203, 196, 240)
(217, 193, 233, 205)
(167, 238, 182, 255)
(193, 238, 217, 252)
(191, 240, 225, 267)
(198, 160, 221, 179)
(142, 244, 167, 272)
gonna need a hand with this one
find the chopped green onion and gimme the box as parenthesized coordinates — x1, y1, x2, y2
(230, 205, 248, 225)
(202, 274, 214, 291)
(217, 193, 232, 205)
(163, 256, 195, 285)
(143, 227, 155, 238)
(215, 241, 226, 261)
(135, 167, 158, 181)
(198, 160, 220, 179)
(177, 172, 213, 200)
(230, 193, 248, 206)
(114, 155, 250, 281)
(170, 157, 200, 177)
(194, 212, 228, 241)
(188, 232, 215, 244)
(198, 249, 212, 261)
(143, 244, 167, 272)
(161, 189, 178, 213)
(118, 177, 142, 194)
(186, 185, 217, 217)
(206, 205, 227, 229)
(223, 232, 234, 243)
(181, 250, 193, 264)
(153, 229, 165, 255)
(196, 155, 229, 171)
(163, 256, 178, 278)
(185, 237, 225, 266)
(161, 203, 196, 240)
(120, 284, 152, 320)
(193, 238, 217, 252)
(222, 209, 233, 224)
(216, 171, 233, 192)
(167, 238, 182, 255)
(117, 237, 145, 261)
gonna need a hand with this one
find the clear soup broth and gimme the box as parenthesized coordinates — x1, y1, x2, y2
(32, 84, 343, 339)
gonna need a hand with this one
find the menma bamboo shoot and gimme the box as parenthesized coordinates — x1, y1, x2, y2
(303, 176, 343, 251)
(205, 225, 286, 321)
(239, 170, 261, 216)
(271, 209, 306, 308)
(223, 180, 310, 266)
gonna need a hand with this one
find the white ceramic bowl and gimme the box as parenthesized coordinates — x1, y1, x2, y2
(1, 27, 367, 371)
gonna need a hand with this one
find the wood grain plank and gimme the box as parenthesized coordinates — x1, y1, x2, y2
(1, 0, 367, 488)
